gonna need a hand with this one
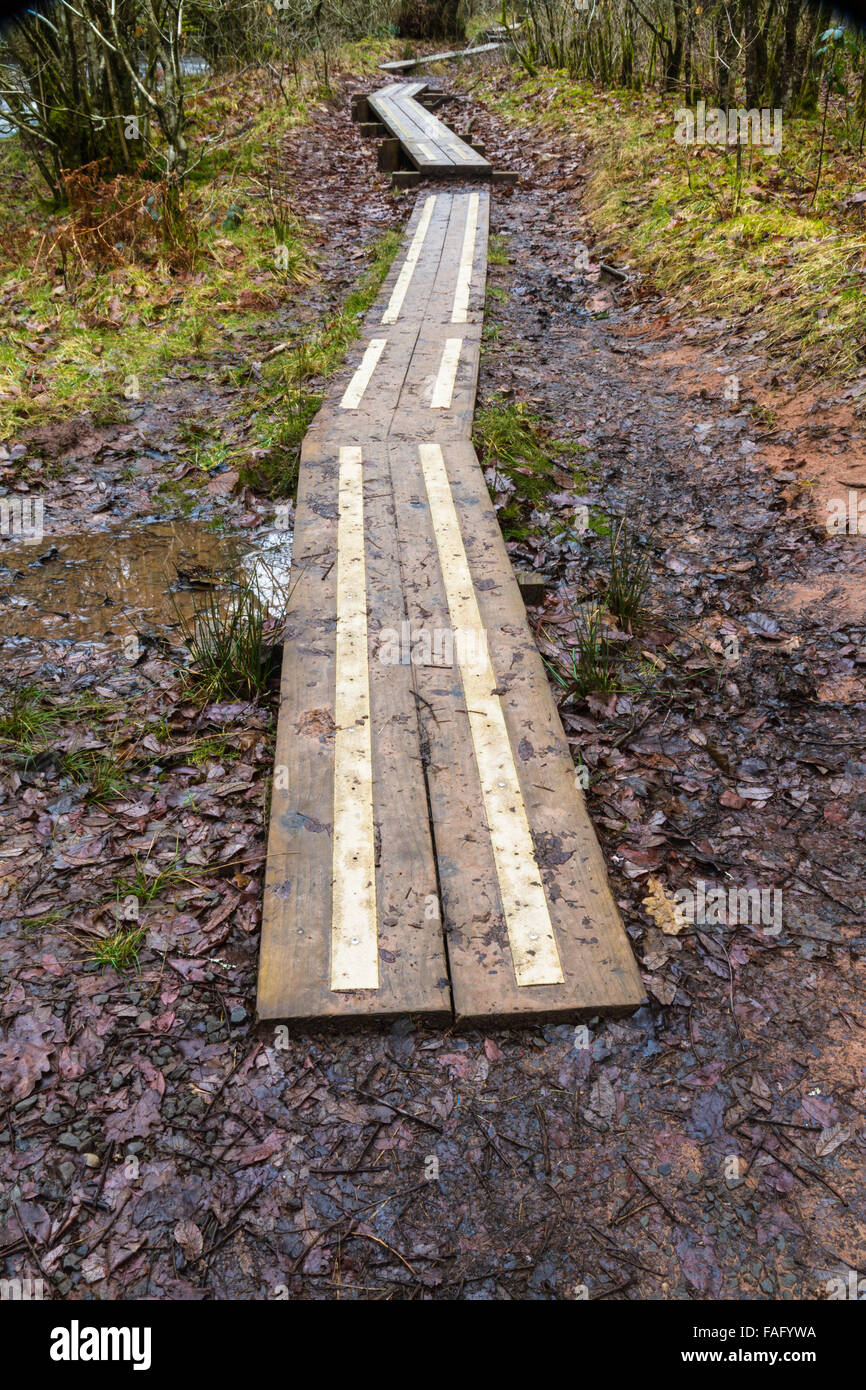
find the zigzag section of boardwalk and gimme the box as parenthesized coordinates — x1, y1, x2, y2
(367, 81, 491, 178)
(257, 187, 646, 1025)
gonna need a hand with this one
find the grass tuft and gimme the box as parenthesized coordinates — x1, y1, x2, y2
(173, 569, 281, 702)
(117, 851, 190, 905)
(557, 602, 621, 699)
(90, 926, 147, 973)
(60, 749, 128, 805)
(606, 517, 651, 631)
(474, 397, 585, 541)
(0, 685, 59, 752)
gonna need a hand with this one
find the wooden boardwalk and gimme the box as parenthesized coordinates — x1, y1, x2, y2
(378, 42, 505, 74)
(257, 189, 645, 1025)
(366, 82, 491, 180)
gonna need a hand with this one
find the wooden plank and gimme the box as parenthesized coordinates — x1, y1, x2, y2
(378, 184, 643, 1021)
(419, 439, 564, 987)
(390, 320, 482, 432)
(380, 192, 456, 327)
(379, 42, 505, 73)
(370, 89, 441, 146)
(371, 100, 456, 176)
(258, 182, 643, 1024)
(330, 444, 378, 990)
(380, 193, 440, 325)
(386, 434, 647, 1023)
(377, 137, 401, 172)
(257, 430, 451, 1022)
(436, 439, 647, 1021)
(330, 194, 458, 433)
(426, 189, 489, 329)
(368, 81, 491, 179)
(399, 101, 487, 172)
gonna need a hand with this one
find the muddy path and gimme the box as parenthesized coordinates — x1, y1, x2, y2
(1, 74, 864, 1302)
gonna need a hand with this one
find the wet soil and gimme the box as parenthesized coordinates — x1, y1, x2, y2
(1, 69, 864, 1302)
(1, 522, 245, 644)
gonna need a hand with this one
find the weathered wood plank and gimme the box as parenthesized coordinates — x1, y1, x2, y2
(387, 434, 645, 1022)
(367, 81, 491, 180)
(379, 42, 505, 73)
(257, 431, 451, 1023)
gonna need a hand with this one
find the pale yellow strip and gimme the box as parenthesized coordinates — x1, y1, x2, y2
(330, 446, 379, 991)
(451, 193, 479, 324)
(382, 196, 437, 325)
(430, 338, 463, 409)
(418, 442, 565, 987)
(339, 338, 387, 410)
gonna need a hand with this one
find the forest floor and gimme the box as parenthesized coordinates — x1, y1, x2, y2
(1, 52, 864, 1300)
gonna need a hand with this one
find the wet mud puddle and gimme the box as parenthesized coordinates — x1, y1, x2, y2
(0, 519, 292, 646)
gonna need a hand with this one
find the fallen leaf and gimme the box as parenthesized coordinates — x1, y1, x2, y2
(647, 976, 677, 1005)
(174, 1219, 204, 1262)
(642, 875, 688, 935)
(104, 1088, 162, 1142)
(815, 1123, 855, 1158)
(0, 1013, 60, 1099)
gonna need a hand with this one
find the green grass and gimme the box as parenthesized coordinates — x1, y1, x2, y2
(177, 420, 234, 475)
(489, 233, 510, 265)
(241, 390, 322, 498)
(239, 227, 402, 499)
(550, 603, 622, 700)
(188, 735, 237, 765)
(173, 568, 280, 702)
(0, 686, 119, 769)
(90, 926, 147, 973)
(60, 749, 128, 805)
(606, 517, 651, 632)
(0, 684, 60, 750)
(19, 907, 68, 935)
(476, 66, 866, 382)
(473, 397, 585, 541)
(117, 852, 191, 906)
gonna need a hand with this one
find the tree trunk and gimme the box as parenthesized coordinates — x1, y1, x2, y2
(773, 0, 803, 111)
(665, 0, 686, 90)
(716, 0, 743, 109)
(397, 0, 464, 42)
(744, 0, 766, 108)
(790, 1, 825, 114)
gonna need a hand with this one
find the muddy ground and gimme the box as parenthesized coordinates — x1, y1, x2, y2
(1, 66, 864, 1301)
